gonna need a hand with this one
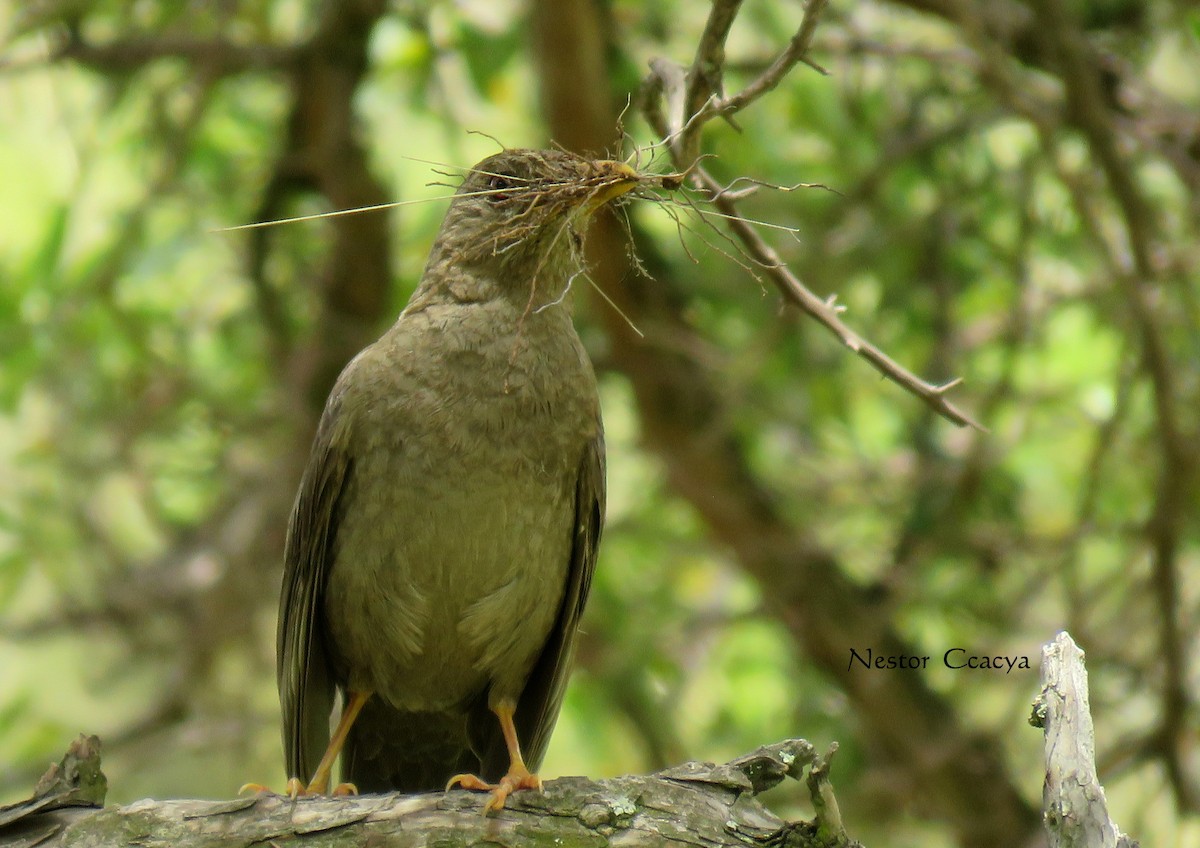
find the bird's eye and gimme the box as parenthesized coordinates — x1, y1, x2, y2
(486, 174, 516, 202)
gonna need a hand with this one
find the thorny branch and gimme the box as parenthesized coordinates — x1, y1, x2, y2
(642, 0, 984, 430)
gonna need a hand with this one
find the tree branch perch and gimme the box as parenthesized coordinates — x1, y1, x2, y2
(0, 737, 860, 848)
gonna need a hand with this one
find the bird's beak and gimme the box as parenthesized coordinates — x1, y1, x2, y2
(585, 161, 641, 211)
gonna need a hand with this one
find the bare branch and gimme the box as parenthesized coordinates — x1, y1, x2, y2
(694, 167, 984, 430)
(684, 0, 744, 128)
(671, 0, 830, 164)
(641, 0, 982, 429)
(1032, 632, 1140, 848)
(715, 0, 831, 116)
(51, 33, 295, 75)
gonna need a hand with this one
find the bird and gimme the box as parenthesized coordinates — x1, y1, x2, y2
(275, 148, 638, 812)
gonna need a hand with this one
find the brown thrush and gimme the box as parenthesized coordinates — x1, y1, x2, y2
(276, 149, 638, 811)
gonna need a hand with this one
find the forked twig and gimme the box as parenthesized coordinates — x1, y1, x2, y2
(641, 0, 984, 430)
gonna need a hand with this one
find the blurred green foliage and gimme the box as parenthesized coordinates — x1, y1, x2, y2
(1, 1, 1198, 846)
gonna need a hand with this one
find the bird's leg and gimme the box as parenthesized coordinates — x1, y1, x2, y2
(301, 689, 371, 796)
(240, 690, 371, 797)
(446, 697, 542, 813)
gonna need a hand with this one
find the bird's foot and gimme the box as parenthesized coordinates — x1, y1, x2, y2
(446, 765, 542, 813)
(238, 777, 358, 798)
(294, 777, 360, 797)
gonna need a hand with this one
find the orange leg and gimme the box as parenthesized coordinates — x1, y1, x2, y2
(447, 697, 542, 813)
(239, 690, 371, 797)
(301, 689, 371, 796)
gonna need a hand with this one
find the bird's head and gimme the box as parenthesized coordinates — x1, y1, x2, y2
(428, 149, 640, 272)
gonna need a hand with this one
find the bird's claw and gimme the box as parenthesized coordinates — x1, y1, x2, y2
(446, 768, 542, 814)
(446, 773, 492, 792)
(238, 777, 357, 798)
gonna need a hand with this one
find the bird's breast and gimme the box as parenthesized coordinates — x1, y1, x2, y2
(322, 303, 598, 712)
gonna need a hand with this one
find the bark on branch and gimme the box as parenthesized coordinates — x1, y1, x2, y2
(0, 737, 858, 848)
(1031, 632, 1140, 848)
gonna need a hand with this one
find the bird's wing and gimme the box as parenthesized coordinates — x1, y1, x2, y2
(277, 391, 354, 784)
(476, 420, 606, 777)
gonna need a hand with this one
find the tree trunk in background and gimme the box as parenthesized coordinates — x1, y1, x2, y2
(529, 1, 1041, 846)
